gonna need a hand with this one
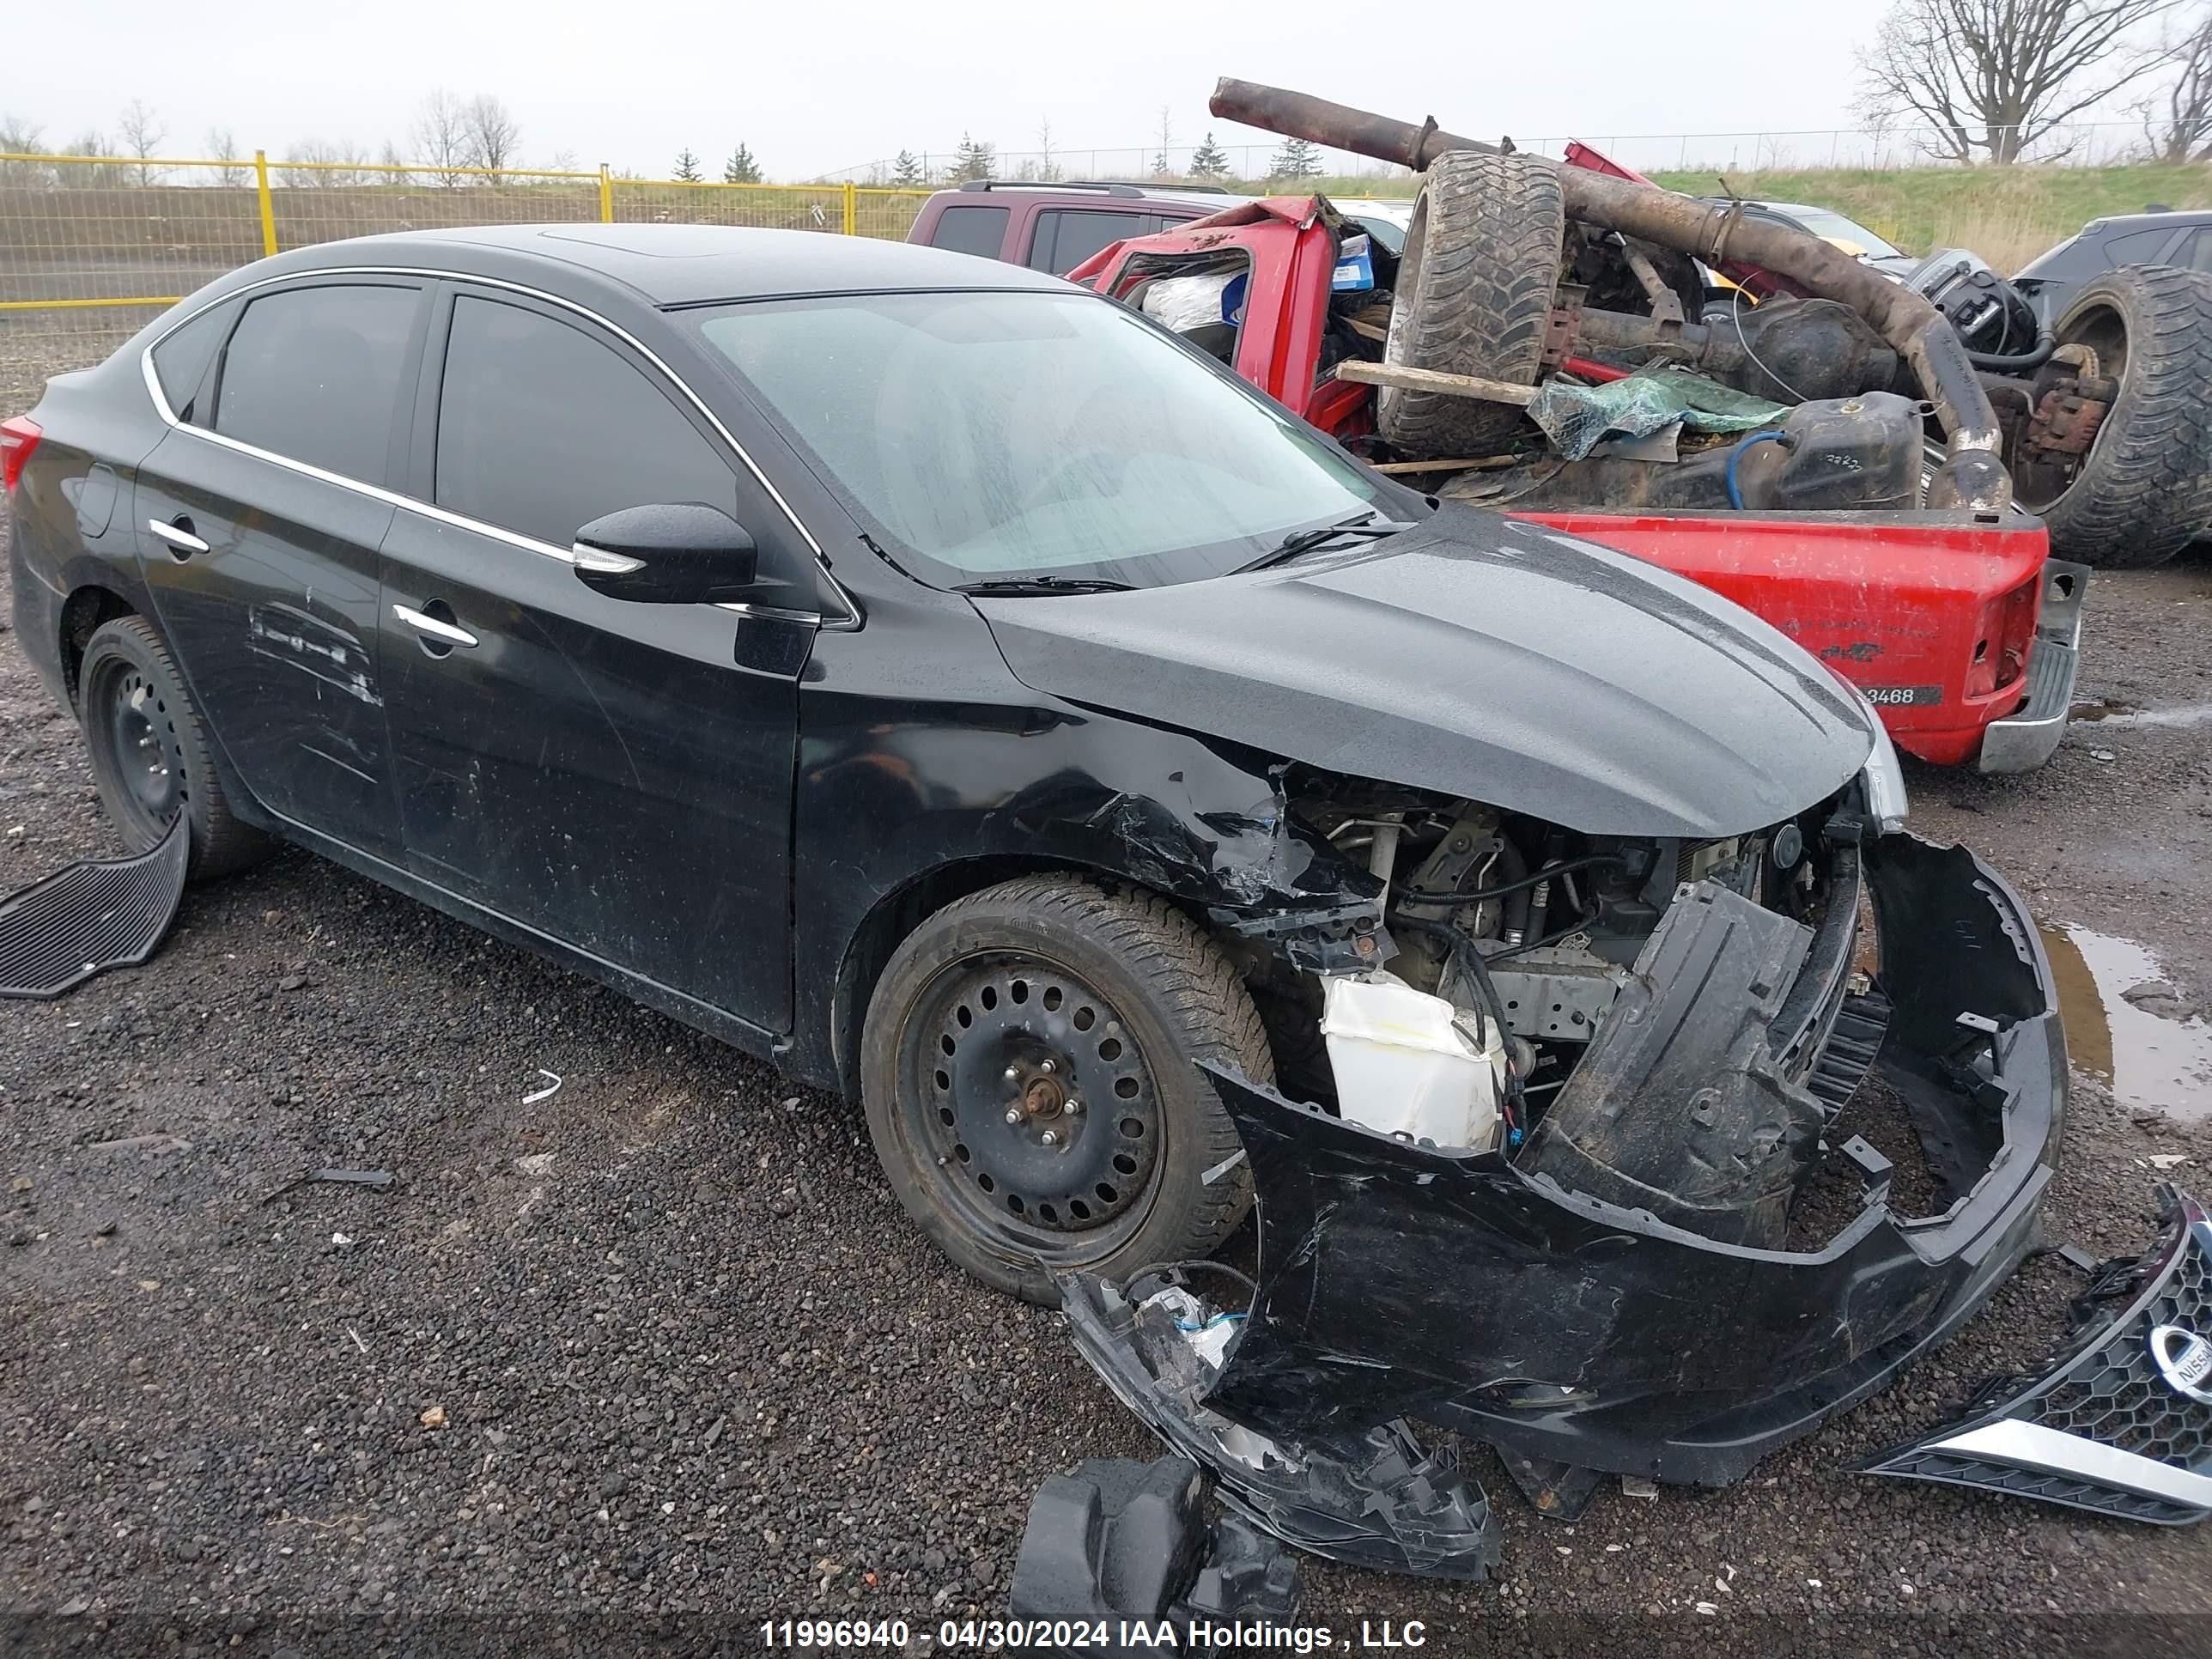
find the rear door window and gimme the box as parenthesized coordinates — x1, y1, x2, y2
(2102, 225, 2187, 266)
(212, 283, 419, 483)
(927, 205, 1010, 260)
(148, 302, 233, 423)
(1027, 209, 1158, 275)
(433, 292, 736, 550)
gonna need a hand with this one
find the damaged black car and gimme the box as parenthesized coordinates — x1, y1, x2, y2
(8, 226, 2063, 1555)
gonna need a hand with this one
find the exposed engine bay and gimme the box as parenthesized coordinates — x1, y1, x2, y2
(1246, 773, 1881, 1250)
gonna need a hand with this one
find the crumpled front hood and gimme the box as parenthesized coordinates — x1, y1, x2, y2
(975, 503, 1875, 836)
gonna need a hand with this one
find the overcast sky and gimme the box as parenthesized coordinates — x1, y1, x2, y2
(0, 1, 2043, 179)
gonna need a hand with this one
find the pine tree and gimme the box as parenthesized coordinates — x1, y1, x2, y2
(951, 132, 996, 182)
(722, 143, 762, 184)
(1268, 137, 1322, 180)
(891, 149, 923, 186)
(1188, 132, 1231, 179)
(672, 148, 703, 183)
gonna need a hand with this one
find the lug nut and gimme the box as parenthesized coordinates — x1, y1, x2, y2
(1004, 1107, 1024, 1125)
(1039, 1058, 1056, 1074)
(1040, 1129, 1060, 1147)
(1003, 1065, 1020, 1083)
(1065, 1098, 1084, 1115)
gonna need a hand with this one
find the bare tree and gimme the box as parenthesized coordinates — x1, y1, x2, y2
(1152, 105, 1174, 176)
(1036, 114, 1061, 182)
(64, 130, 127, 188)
(118, 98, 166, 184)
(412, 88, 475, 187)
(2138, 2, 2212, 158)
(1856, 0, 2177, 161)
(204, 126, 250, 187)
(376, 141, 410, 187)
(1, 115, 50, 187)
(465, 94, 520, 183)
(282, 140, 368, 188)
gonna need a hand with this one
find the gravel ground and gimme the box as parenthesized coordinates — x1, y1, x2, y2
(2, 483, 2210, 1656)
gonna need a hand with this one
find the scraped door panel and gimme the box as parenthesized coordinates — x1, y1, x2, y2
(134, 430, 401, 858)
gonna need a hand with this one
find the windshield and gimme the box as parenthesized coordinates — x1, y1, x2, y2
(1784, 208, 1904, 259)
(690, 289, 1388, 590)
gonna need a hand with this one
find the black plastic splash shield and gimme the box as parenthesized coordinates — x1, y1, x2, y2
(1055, 1273, 1499, 1580)
(1191, 834, 2065, 1489)
(1862, 1187, 2212, 1523)
(1008, 1454, 1302, 1643)
(0, 816, 189, 1000)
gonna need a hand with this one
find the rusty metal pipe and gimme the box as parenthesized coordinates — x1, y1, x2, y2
(1210, 77, 2009, 507)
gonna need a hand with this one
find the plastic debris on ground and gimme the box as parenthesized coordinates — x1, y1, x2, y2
(1055, 1268, 1500, 1580)
(1010, 1453, 1301, 1648)
(1528, 365, 1787, 462)
(0, 815, 190, 1000)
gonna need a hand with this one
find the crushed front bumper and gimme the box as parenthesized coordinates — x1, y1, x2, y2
(1068, 833, 2063, 1520)
(1864, 1187, 2212, 1523)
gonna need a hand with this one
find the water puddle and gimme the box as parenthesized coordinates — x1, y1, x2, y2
(2038, 923, 2212, 1120)
(2069, 698, 2212, 732)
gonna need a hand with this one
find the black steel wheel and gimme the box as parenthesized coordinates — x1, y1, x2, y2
(77, 615, 270, 880)
(861, 874, 1273, 1303)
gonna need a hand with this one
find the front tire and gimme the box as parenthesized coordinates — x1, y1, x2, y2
(861, 874, 1272, 1304)
(77, 615, 270, 880)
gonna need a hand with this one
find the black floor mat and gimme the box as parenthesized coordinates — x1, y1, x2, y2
(0, 817, 190, 999)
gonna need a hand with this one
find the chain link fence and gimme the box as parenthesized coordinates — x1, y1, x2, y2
(0, 151, 932, 414)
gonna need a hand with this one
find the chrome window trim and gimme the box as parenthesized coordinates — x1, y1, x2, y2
(137, 264, 860, 630)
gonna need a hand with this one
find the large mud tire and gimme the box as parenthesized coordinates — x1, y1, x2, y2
(1377, 149, 1565, 457)
(2028, 265, 2212, 568)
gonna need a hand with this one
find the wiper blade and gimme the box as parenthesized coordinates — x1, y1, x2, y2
(1242, 512, 1411, 571)
(956, 575, 1135, 596)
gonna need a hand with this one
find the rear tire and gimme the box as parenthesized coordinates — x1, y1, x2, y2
(2023, 265, 2212, 568)
(1377, 149, 1565, 457)
(78, 616, 270, 880)
(860, 874, 1272, 1304)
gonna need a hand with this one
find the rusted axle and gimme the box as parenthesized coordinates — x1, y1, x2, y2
(1210, 77, 2009, 507)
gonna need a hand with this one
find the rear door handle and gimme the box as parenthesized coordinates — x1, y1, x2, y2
(146, 517, 209, 556)
(392, 603, 479, 649)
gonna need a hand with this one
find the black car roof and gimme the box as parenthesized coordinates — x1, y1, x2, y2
(2082, 209, 2210, 235)
(244, 222, 1070, 307)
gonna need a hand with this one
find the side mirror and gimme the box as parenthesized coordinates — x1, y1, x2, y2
(572, 503, 759, 605)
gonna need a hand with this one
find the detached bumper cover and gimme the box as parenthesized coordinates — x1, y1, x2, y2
(1863, 1188, 2212, 1523)
(1186, 833, 2063, 1493)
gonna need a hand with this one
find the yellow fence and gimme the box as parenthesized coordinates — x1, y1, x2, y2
(0, 151, 933, 412)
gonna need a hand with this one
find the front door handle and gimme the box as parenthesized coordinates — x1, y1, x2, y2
(147, 517, 209, 557)
(392, 603, 479, 650)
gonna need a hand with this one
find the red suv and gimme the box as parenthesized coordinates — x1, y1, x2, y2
(905, 179, 1233, 275)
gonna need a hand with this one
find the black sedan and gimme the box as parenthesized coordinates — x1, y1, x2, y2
(5, 225, 2076, 1510)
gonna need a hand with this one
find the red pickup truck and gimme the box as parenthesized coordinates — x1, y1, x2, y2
(1070, 198, 2085, 772)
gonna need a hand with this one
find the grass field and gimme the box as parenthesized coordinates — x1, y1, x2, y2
(1247, 161, 2209, 273)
